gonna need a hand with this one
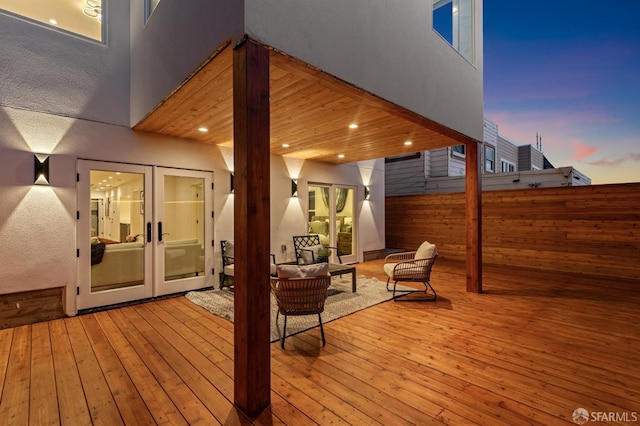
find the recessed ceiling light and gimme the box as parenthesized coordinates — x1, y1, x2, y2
(338, 154, 345, 159)
(282, 143, 290, 148)
(348, 124, 358, 129)
(49, 19, 58, 25)
(404, 141, 413, 146)
(198, 127, 208, 133)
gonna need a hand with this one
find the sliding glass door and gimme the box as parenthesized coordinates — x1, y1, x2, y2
(307, 184, 357, 264)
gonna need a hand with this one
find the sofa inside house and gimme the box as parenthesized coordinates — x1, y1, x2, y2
(90, 238, 204, 289)
(308, 215, 353, 255)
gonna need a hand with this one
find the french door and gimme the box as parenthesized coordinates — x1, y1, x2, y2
(77, 160, 213, 310)
(307, 184, 357, 264)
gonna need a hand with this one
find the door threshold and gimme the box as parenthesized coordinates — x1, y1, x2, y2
(77, 287, 213, 316)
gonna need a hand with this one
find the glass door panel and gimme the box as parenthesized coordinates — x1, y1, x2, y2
(307, 185, 331, 247)
(155, 168, 212, 295)
(77, 161, 153, 310)
(335, 186, 356, 263)
(307, 184, 357, 264)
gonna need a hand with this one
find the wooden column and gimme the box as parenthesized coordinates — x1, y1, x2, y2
(465, 140, 482, 293)
(233, 38, 271, 416)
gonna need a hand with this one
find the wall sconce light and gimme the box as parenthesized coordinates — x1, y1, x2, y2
(291, 179, 298, 197)
(364, 186, 371, 200)
(34, 154, 50, 185)
(230, 172, 234, 193)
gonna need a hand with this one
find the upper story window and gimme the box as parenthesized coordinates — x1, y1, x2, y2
(451, 144, 466, 158)
(484, 144, 495, 173)
(145, 0, 161, 23)
(501, 160, 516, 173)
(432, 0, 474, 64)
(0, 0, 103, 42)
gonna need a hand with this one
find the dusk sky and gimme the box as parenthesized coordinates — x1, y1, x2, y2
(483, 1, 640, 184)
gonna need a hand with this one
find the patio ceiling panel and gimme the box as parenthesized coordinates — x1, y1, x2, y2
(133, 42, 476, 163)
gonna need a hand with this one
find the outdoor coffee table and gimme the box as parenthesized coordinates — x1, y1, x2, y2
(328, 263, 357, 292)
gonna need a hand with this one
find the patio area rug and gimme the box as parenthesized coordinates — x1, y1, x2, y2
(185, 275, 410, 342)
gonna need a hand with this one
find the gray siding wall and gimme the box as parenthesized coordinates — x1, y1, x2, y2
(430, 148, 450, 177)
(385, 154, 426, 195)
(483, 118, 498, 145)
(518, 145, 533, 171)
(448, 150, 466, 176)
(531, 148, 544, 170)
(498, 136, 518, 171)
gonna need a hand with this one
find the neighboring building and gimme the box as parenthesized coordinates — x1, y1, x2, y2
(386, 117, 591, 195)
(1, 1, 483, 316)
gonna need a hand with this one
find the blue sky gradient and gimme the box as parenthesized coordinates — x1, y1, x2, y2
(483, 1, 640, 184)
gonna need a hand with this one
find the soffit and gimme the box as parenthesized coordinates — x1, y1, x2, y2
(133, 42, 476, 164)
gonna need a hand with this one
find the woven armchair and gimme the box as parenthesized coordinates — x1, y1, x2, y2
(384, 241, 438, 301)
(270, 273, 332, 348)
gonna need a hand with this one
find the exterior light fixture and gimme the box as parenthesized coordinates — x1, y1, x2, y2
(404, 141, 412, 146)
(230, 172, 234, 193)
(198, 127, 208, 133)
(349, 124, 358, 129)
(364, 186, 371, 200)
(291, 179, 298, 197)
(34, 154, 50, 185)
(338, 154, 345, 159)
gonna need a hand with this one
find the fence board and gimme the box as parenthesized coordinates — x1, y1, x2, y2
(386, 183, 640, 280)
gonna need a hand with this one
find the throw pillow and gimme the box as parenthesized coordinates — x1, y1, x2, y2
(277, 263, 330, 278)
(415, 241, 437, 260)
(308, 220, 328, 235)
(301, 244, 324, 264)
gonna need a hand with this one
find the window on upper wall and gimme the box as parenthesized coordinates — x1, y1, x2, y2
(0, 0, 104, 42)
(501, 160, 516, 173)
(451, 144, 466, 157)
(432, 0, 474, 64)
(145, 0, 161, 23)
(484, 144, 495, 173)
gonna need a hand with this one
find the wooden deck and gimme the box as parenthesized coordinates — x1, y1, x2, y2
(1, 259, 638, 425)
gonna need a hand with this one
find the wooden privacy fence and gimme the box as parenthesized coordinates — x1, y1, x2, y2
(386, 183, 640, 280)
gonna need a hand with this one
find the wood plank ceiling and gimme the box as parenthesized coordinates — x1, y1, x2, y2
(133, 41, 475, 164)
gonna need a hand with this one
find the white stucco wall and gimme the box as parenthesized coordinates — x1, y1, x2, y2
(0, 106, 225, 315)
(0, 1, 131, 126)
(212, 149, 385, 265)
(0, 107, 386, 316)
(245, 0, 484, 141)
(129, 0, 244, 126)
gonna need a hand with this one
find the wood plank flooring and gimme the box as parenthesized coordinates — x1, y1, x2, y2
(0, 259, 638, 425)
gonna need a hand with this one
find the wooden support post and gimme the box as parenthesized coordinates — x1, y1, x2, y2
(232, 38, 271, 416)
(465, 141, 482, 293)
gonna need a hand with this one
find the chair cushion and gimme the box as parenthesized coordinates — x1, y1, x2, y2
(277, 263, 329, 278)
(226, 262, 276, 276)
(383, 262, 397, 278)
(224, 240, 235, 259)
(301, 244, 324, 264)
(224, 264, 235, 276)
(415, 241, 437, 260)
